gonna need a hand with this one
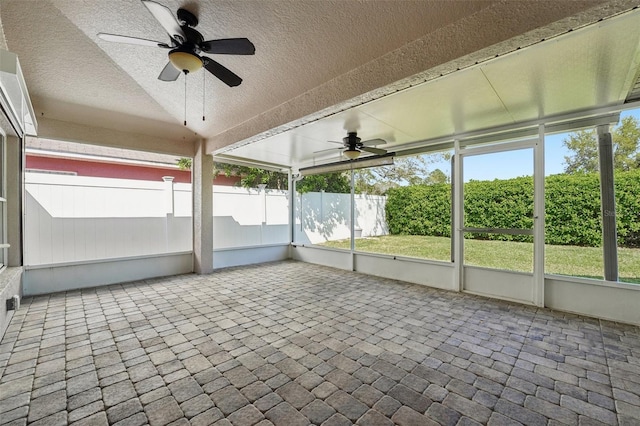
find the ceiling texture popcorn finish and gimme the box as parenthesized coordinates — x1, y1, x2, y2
(2, 1, 640, 168)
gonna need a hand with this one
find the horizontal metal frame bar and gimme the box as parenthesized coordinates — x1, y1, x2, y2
(212, 154, 288, 172)
(463, 227, 533, 236)
(299, 152, 395, 176)
(390, 109, 624, 158)
(459, 138, 537, 157)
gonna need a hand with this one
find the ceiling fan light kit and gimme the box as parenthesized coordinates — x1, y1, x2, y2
(168, 49, 203, 74)
(343, 148, 361, 160)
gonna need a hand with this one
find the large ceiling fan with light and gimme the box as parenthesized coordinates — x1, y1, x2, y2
(97, 0, 255, 87)
(330, 132, 388, 160)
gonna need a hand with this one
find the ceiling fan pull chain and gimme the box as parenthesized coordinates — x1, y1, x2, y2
(184, 71, 188, 126)
(202, 70, 206, 122)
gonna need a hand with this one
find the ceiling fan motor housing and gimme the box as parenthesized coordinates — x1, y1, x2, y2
(167, 18, 207, 73)
(344, 132, 362, 149)
(177, 8, 198, 28)
(342, 132, 362, 159)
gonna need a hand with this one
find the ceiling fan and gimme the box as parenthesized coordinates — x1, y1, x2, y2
(97, 0, 255, 87)
(330, 132, 388, 160)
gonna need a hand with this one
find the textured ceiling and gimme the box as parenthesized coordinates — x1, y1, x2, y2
(0, 0, 490, 144)
(1, 0, 640, 163)
(1, 1, 190, 141)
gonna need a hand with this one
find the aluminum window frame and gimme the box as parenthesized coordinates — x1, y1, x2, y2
(0, 129, 7, 268)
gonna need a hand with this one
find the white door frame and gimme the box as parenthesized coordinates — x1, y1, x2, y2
(453, 129, 544, 306)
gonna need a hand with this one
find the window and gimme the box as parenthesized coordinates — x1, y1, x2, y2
(212, 165, 289, 249)
(24, 140, 193, 265)
(355, 152, 453, 262)
(543, 115, 640, 284)
(295, 171, 351, 246)
(307, 150, 454, 262)
(544, 129, 604, 280)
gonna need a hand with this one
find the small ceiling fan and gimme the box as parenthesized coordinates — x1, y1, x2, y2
(97, 0, 255, 87)
(329, 132, 388, 160)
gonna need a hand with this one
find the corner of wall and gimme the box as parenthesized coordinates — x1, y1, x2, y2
(0, 5, 8, 51)
(0, 267, 23, 341)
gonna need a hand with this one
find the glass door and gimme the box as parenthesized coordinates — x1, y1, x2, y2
(458, 139, 541, 304)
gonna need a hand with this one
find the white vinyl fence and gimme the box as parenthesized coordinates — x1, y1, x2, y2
(212, 186, 289, 248)
(25, 174, 388, 266)
(294, 192, 388, 245)
(25, 174, 192, 265)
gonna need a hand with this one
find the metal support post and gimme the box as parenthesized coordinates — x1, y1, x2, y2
(533, 125, 545, 306)
(597, 125, 618, 282)
(453, 140, 463, 292)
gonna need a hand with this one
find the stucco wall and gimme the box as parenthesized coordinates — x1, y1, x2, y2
(0, 4, 7, 51)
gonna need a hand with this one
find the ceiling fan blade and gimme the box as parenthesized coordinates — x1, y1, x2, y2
(142, 0, 186, 42)
(203, 57, 242, 87)
(314, 147, 342, 154)
(97, 33, 170, 48)
(361, 146, 387, 155)
(158, 62, 181, 81)
(201, 38, 256, 55)
(362, 138, 386, 146)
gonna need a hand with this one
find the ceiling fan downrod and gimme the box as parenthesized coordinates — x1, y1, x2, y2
(184, 70, 188, 126)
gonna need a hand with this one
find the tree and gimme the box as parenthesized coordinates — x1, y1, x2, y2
(614, 115, 640, 171)
(563, 116, 640, 173)
(225, 165, 288, 190)
(178, 151, 451, 194)
(296, 173, 351, 194)
(563, 129, 599, 174)
(178, 158, 288, 190)
(426, 168, 450, 184)
(353, 153, 451, 195)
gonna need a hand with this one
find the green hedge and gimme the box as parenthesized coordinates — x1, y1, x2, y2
(614, 171, 640, 247)
(385, 170, 640, 247)
(544, 174, 602, 246)
(385, 184, 452, 237)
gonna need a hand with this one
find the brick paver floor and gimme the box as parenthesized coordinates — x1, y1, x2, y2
(1, 260, 640, 425)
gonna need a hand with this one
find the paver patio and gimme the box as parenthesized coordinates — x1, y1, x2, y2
(1, 260, 640, 425)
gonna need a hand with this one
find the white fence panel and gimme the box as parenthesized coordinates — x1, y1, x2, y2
(212, 187, 289, 248)
(25, 174, 192, 266)
(295, 192, 388, 245)
(174, 183, 193, 217)
(25, 173, 388, 265)
(355, 194, 389, 237)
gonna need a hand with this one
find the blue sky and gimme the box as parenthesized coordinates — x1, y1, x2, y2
(431, 108, 640, 182)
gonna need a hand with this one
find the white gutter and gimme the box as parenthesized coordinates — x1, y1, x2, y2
(0, 49, 37, 136)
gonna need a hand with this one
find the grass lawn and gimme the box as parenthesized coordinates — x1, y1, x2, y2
(320, 234, 640, 284)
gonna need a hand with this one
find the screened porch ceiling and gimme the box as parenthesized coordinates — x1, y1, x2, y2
(215, 9, 640, 172)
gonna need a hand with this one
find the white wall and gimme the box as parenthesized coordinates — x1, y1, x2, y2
(545, 276, 640, 325)
(23, 253, 193, 296)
